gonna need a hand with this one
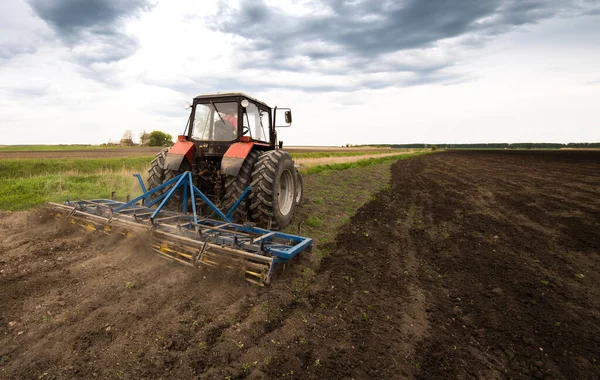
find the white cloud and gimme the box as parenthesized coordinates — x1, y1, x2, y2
(0, 0, 598, 145)
(0, 0, 49, 59)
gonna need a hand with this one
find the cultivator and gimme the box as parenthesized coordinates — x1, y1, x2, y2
(48, 172, 312, 285)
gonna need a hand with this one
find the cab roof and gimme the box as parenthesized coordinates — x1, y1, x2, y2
(193, 92, 270, 108)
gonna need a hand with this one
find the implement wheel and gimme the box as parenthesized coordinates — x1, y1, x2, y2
(223, 150, 262, 223)
(250, 150, 297, 230)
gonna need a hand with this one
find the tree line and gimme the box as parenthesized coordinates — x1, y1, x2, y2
(380, 142, 600, 149)
(111, 130, 173, 147)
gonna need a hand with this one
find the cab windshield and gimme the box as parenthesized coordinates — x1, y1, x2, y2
(191, 102, 238, 141)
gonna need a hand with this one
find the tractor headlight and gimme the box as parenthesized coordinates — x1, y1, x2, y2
(241, 99, 249, 108)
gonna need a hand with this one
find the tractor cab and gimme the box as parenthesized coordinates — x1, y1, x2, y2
(184, 92, 292, 156)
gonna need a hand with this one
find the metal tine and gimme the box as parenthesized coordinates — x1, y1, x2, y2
(196, 223, 253, 237)
(252, 231, 276, 244)
(118, 206, 151, 214)
(79, 199, 116, 205)
(155, 215, 196, 223)
(200, 222, 233, 233)
(199, 254, 269, 277)
(132, 211, 155, 217)
(153, 242, 269, 283)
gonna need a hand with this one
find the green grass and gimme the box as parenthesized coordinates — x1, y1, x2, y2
(0, 157, 152, 178)
(289, 150, 401, 159)
(0, 157, 153, 211)
(0, 174, 143, 211)
(300, 151, 429, 175)
(304, 216, 323, 228)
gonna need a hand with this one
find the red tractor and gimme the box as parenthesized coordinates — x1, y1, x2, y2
(147, 92, 302, 230)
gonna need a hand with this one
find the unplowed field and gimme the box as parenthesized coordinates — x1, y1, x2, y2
(1, 150, 599, 379)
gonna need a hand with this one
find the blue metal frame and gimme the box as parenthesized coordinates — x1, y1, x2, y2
(95, 171, 312, 262)
(133, 174, 150, 206)
(116, 172, 230, 223)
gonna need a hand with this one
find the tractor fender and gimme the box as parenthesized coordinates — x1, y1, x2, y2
(221, 142, 255, 177)
(165, 141, 195, 171)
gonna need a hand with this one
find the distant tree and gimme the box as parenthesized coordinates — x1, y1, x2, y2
(149, 131, 173, 147)
(122, 130, 134, 141)
(120, 130, 135, 146)
(139, 130, 151, 146)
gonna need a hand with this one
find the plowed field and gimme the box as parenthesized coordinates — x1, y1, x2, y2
(1, 150, 599, 379)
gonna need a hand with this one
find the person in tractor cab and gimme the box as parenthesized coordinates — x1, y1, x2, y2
(214, 103, 238, 140)
(222, 112, 237, 130)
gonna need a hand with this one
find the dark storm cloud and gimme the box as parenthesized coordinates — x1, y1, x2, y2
(27, 0, 153, 64)
(215, 0, 495, 59)
(210, 0, 598, 90)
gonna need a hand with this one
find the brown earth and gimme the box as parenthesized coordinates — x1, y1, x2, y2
(1, 150, 599, 379)
(0, 148, 162, 160)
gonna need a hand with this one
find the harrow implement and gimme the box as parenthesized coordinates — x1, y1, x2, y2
(48, 172, 312, 285)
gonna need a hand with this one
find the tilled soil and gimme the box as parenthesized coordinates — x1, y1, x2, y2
(1, 150, 599, 379)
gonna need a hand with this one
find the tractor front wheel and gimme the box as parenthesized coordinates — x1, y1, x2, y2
(250, 151, 297, 230)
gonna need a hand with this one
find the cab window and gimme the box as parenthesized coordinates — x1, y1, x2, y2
(242, 102, 269, 142)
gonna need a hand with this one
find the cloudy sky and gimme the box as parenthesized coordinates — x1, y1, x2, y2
(1, 0, 599, 146)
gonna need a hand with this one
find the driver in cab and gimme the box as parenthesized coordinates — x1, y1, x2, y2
(214, 104, 238, 141)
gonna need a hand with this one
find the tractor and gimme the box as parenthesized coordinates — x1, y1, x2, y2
(147, 92, 302, 230)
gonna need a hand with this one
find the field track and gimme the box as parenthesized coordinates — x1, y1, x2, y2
(0, 146, 392, 160)
(0, 150, 598, 379)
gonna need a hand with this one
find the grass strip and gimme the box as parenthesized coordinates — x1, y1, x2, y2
(0, 174, 142, 211)
(300, 151, 429, 175)
(0, 157, 153, 211)
(0, 157, 153, 178)
(290, 150, 400, 159)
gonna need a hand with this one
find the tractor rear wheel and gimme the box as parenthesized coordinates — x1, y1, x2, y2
(161, 163, 189, 211)
(222, 150, 262, 223)
(147, 148, 169, 191)
(147, 148, 187, 211)
(250, 150, 297, 230)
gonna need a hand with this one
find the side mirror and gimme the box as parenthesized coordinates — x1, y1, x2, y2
(279, 141, 284, 149)
(274, 108, 292, 127)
